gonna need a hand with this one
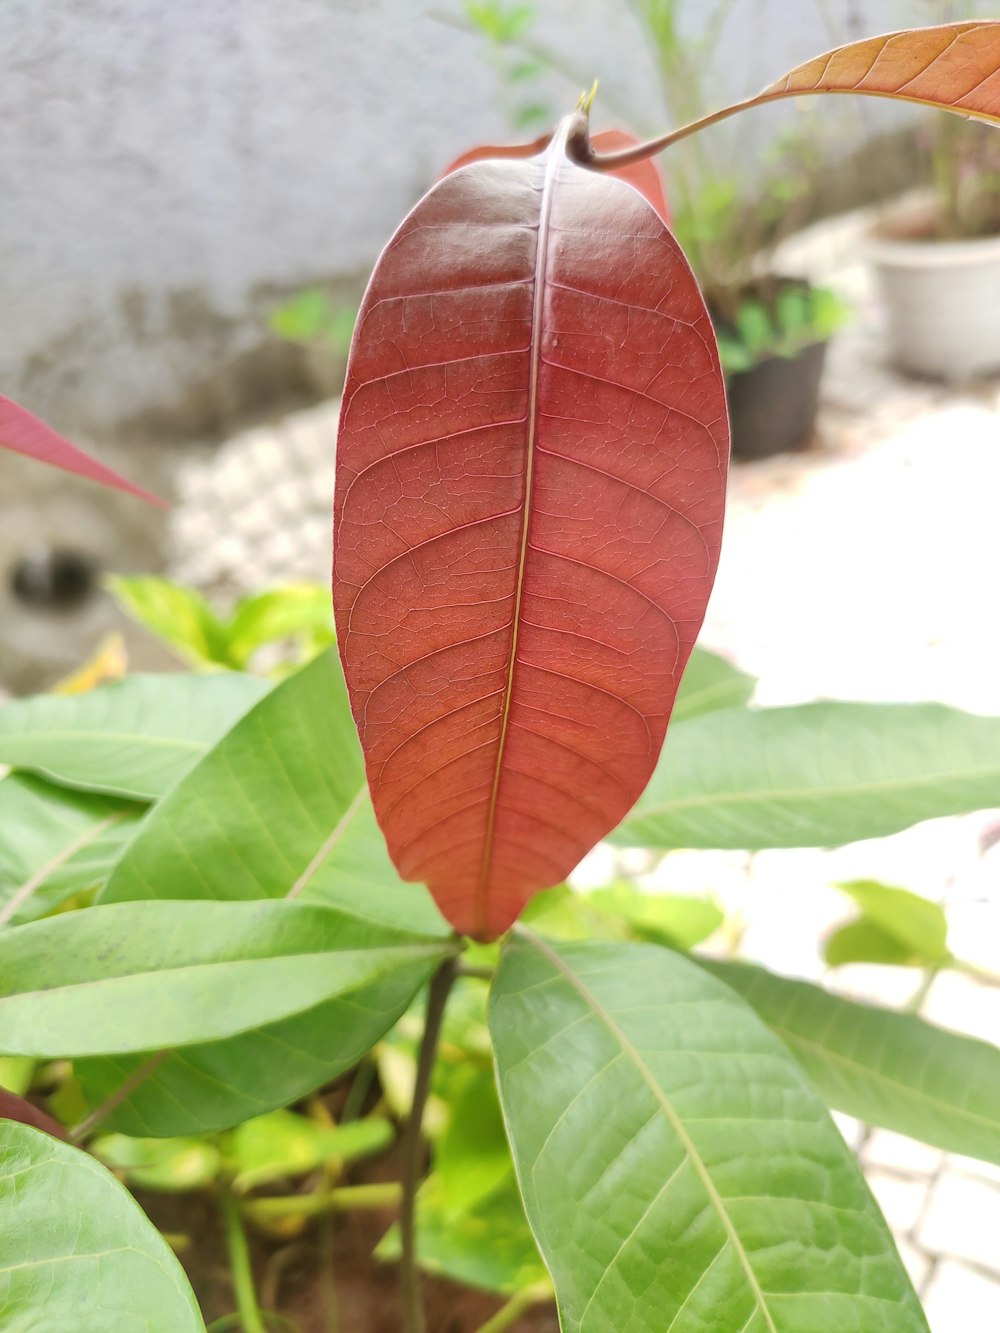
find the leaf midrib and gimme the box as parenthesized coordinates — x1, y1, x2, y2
(770, 1021, 1000, 1148)
(517, 927, 778, 1333)
(472, 127, 564, 932)
(1, 942, 442, 1002)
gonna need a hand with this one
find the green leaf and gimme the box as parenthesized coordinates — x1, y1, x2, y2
(491, 931, 927, 1332)
(107, 575, 231, 669)
(701, 958, 1000, 1167)
(75, 957, 437, 1137)
(734, 298, 774, 356)
(0, 899, 452, 1057)
(0, 1056, 33, 1096)
(224, 584, 335, 669)
(91, 1133, 220, 1192)
(82, 651, 447, 1134)
(0, 672, 269, 800)
(435, 1066, 513, 1219)
(824, 918, 920, 967)
(717, 335, 755, 375)
(269, 290, 354, 351)
(588, 883, 724, 949)
(672, 646, 755, 722)
(835, 881, 950, 963)
(0, 1120, 205, 1330)
(226, 1110, 392, 1192)
(109, 577, 336, 673)
(0, 774, 143, 927)
(377, 1173, 547, 1296)
(101, 648, 444, 936)
(614, 701, 1000, 851)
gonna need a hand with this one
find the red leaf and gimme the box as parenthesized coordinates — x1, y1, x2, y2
(442, 128, 670, 223)
(0, 395, 166, 506)
(334, 116, 728, 939)
(760, 20, 1000, 122)
(0, 1089, 68, 1141)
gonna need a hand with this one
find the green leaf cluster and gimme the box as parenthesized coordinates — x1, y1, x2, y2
(1, 614, 999, 1329)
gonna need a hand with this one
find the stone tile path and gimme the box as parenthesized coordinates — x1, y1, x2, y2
(166, 223, 1000, 1325)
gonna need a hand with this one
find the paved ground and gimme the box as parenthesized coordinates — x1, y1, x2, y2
(166, 230, 1000, 1327)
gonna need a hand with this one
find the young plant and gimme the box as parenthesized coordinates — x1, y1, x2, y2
(3, 19, 1000, 1333)
(716, 282, 851, 374)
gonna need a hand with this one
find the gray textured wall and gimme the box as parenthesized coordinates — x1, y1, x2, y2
(0, 0, 983, 439)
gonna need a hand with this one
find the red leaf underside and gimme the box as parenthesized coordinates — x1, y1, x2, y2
(334, 121, 728, 939)
(443, 127, 671, 224)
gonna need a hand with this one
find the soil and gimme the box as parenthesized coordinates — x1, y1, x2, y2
(144, 1187, 559, 1332)
(138, 1074, 559, 1333)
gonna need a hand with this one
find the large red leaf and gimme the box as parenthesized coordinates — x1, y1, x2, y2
(443, 128, 671, 223)
(333, 114, 728, 939)
(0, 395, 165, 506)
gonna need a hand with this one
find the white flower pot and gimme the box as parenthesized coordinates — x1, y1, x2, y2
(868, 205, 1000, 381)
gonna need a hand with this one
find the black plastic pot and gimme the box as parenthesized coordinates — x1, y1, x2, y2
(724, 339, 829, 461)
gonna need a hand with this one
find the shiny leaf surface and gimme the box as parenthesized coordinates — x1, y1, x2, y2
(613, 701, 1000, 850)
(0, 1121, 204, 1331)
(0, 900, 451, 1057)
(703, 959, 1000, 1166)
(0, 672, 268, 800)
(491, 931, 927, 1332)
(334, 115, 728, 938)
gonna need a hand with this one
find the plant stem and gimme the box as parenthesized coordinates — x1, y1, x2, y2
(245, 1182, 401, 1221)
(67, 1049, 170, 1143)
(220, 1187, 268, 1333)
(472, 1283, 552, 1333)
(456, 963, 495, 981)
(340, 1058, 375, 1122)
(905, 966, 941, 1015)
(399, 955, 459, 1333)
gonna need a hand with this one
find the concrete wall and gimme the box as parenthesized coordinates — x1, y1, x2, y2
(0, 0, 984, 441)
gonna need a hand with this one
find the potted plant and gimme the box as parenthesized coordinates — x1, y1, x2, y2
(459, 0, 852, 457)
(869, 111, 1000, 380)
(715, 277, 850, 458)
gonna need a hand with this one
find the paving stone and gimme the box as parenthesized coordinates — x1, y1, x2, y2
(922, 973, 1000, 1049)
(862, 1130, 945, 1179)
(830, 1111, 865, 1152)
(945, 1155, 1000, 1190)
(867, 1169, 932, 1234)
(922, 1260, 1000, 1333)
(894, 1236, 932, 1293)
(918, 1173, 1000, 1275)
